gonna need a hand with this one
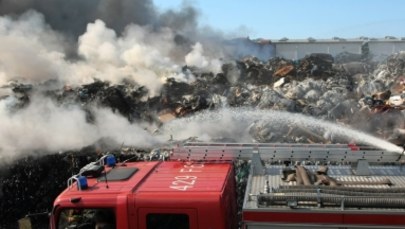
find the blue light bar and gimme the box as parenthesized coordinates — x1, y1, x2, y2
(106, 155, 116, 167)
(77, 175, 88, 190)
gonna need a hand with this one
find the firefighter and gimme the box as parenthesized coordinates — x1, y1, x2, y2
(94, 209, 116, 229)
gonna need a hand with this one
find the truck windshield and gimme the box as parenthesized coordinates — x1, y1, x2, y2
(58, 208, 116, 229)
(146, 213, 189, 229)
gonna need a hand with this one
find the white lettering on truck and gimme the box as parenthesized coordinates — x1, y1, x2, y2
(170, 164, 204, 191)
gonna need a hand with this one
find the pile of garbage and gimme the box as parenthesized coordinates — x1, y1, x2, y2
(2, 50, 405, 227)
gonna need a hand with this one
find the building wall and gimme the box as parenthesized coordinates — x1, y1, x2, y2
(368, 42, 405, 60)
(224, 38, 276, 60)
(273, 40, 405, 60)
(327, 43, 362, 57)
(230, 38, 405, 61)
(275, 42, 361, 60)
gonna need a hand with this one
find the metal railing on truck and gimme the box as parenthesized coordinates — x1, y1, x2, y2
(170, 142, 401, 163)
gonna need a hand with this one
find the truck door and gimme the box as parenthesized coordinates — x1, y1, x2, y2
(138, 208, 198, 229)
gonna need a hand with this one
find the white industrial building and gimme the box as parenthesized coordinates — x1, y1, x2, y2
(271, 37, 405, 60)
(227, 37, 405, 60)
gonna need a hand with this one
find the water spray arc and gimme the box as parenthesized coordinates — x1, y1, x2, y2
(160, 108, 403, 154)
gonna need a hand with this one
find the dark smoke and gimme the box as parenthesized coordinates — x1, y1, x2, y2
(159, 4, 199, 35)
(0, 0, 197, 37)
(96, 0, 156, 33)
(1, 0, 99, 36)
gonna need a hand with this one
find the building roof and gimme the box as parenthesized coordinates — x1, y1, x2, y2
(256, 36, 405, 44)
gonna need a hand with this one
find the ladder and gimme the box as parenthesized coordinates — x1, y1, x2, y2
(170, 142, 402, 163)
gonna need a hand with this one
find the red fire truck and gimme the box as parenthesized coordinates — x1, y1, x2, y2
(48, 143, 405, 229)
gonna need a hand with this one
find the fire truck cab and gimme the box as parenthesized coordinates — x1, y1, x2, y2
(50, 159, 237, 229)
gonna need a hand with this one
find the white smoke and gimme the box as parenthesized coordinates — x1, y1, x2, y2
(0, 9, 238, 159)
(73, 19, 182, 96)
(77, 19, 119, 64)
(0, 11, 217, 93)
(0, 10, 67, 85)
(0, 95, 161, 159)
(185, 42, 223, 74)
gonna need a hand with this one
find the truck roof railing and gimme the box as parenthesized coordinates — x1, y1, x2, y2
(171, 142, 401, 163)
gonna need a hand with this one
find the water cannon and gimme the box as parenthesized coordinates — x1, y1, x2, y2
(79, 154, 117, 178)
(79, 162, 104, 177)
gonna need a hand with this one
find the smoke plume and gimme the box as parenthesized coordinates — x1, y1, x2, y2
(0, 0, 236, 159)
(0, 0, 156, 36)
(0, 95, 161, 160)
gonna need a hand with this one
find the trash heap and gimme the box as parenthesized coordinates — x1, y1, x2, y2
(2, 51, 405, 228)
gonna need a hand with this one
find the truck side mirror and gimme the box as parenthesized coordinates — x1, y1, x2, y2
(18, 217, 32, 229)
(18, 212, 50, 229)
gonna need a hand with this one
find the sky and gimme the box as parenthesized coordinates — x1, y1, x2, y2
(154, 0, 405, 40)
